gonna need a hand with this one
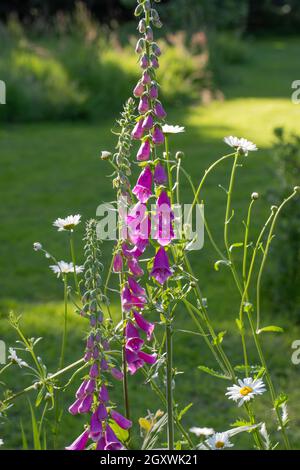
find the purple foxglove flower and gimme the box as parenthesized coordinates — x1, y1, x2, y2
(84, 379, 96, 394)
(138, 96, 150, 114)
(152, 43, 162, 57)
(154, 101, 167, 119)
(154, 163, 167, 185)
(78, 394, 93, 414)
(133, 311, 155, 340)
(111, 410, 132, 430)
(138, 19, 146, 34)
(150, 84, 158, 100)
(76, 380, 88, 399)
(105, 425, 123, 450)
(102, 339, 110, 350)
(68, 397, 83, 415)
(66, 429, 89, 451)
(132, 166, 152, 203)
(100, 357, 109, 371)
(122, 286, 146, 311)
(97, 403, 108, 421)
(138, 350, 157, 365)
(127, 336, 144, 352)
(125, 348, 144, 375)
(96, 436, 106, 450)
(113, 253, 123, 273)
(142, 114, 154, 131)
(84, 350, 92, 362)
(128, 276, 146, 297)
(90, 410, 102, 436)
(89, 362, 99, 378)
(127, 203, 150, 245)
(140, 54, 149, 69)
(133, 81, 144, 97)
(150, 247, 172, 285)
(90, 315, 97, 327)
(151, 56, 159, 69)
(137, 140, 151, 161)
(86, 334, 94, 350)
(110, 367, 124, 381)
(142, 71, 151, 85)
(154, 191, 175, 246)
(128, 257, 144, 276)
(135, 38, 145, 54)
(132, 119, 145, 140)
(99, 384, 109, 403)
(145, 26, 154, 42)
(122, 239, 149, 259)
(126, 321, 140, 339)
(93, 346, 100, 359)
(152, 126, 165, 145)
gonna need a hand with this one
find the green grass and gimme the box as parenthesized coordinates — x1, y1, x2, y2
(1, 37, 300, 450)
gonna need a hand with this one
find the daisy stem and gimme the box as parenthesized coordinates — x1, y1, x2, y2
(59, 274, 68, 370)
(165, 315, 174, 450)
(0, 362, 12, 376)
(69, 232, 80, 296)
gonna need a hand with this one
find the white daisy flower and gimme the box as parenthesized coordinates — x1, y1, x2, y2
(8, 348, 28, 368)
(53, 214, 81, 231)
(224, 136, 257, 155)
(50, 261, 84, 278)
(205, 432, 233, 450)
(162, 124, 185, 134)
(226, 377, 266, 407)
(33, 242, 42, 251)
(189, 426, 215, 437)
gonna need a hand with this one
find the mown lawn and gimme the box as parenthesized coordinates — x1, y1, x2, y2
(0, 37, 300, 450)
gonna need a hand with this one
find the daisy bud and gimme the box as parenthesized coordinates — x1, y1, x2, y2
(100, 151, 112, 161)
(135, 38, 145, 54)
(33, 242, 42, 251)
(133, 81, 145, 98)
(271, 205, 278, 213)
(145, 26, 154, 42)
(251, 192, 259, 200)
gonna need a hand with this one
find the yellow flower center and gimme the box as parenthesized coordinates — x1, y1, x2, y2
(240, 386, 253, 396)
(63, 224, 74, 230)
(215, 441, 225, 449)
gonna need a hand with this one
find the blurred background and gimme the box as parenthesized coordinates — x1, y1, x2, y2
(0, 0, 300, 450)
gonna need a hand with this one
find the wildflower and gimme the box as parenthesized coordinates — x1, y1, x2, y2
(33, 242, 42, 251)
(53, 214, 81, 231)
(49, 261, 84, 278)
(152, 126, 165, 145)
(105, 425, 123, 450)
(137, 140, 151, 161)
(132, 119, 145, 140)
(149, 84, 158, 100)
(224, 136, 257, 155)
(66, 429, 90, 451)
(154, 163, 167, 185)
(189, 427, 215, 437)
(8, 348, 28, 368)
(150, 247, 172, 285)
(154, 191, 175, 246)
(110, 368, 124, 381)
(133, 311, 154, 340)
(142, 114, 154, 131)
(226, 377, 266, 407)
(113, 253, 123, 273)
(128, 257, 144, 277)
(162, 124, 185, 134)
(128, 276, 146, 297)
(100, 151, 112, 160)
(154, 101, 167, 120)
(140, 54, 149, 69)
(111, 410, 132, 430)
(122, 286, 146, 311)
(206, 432, 234, 450)
(99, 384, 109, 402)
(138, 95, 150, 114)
(133, 81, 144, 97)
(132, 166, 153, 203)
(142, 71, 151, 85)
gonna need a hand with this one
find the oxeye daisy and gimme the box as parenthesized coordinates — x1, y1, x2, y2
(224, 136, 257, 155)
(162, 124, 185, 134)
(226, 377, 266, 407)
(206, 432, 234, 450)
(189, 426, 215, 437)
(50, 261, 84, 278)
(53, 214, 81, 231)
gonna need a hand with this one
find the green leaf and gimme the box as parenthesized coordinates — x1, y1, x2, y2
(213, 331, 227, 346)
(28, 400, 41, 450)
(257, 325, 284, 334)
(231, 419, 252, 428)
(109, 419, 129, 443)
(214, 260, 231, 272)
(198, 365, 230, 380)
(178, 403, 193, 421)
(20, 420, 28, 450)
(274, 393, 288, 409)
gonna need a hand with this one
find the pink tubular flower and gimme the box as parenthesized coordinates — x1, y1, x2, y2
(132, 119, 145, 140)
(111, 410, 132, 430)
(68, 397, 83, 415)
(154, 163, 167, 185)
(137, 140, 151, 161)
(133, 81, 144, 97)
(154, 191, 175, 246)
(76, 380, 88, 399)
(96, 436, 106, 450)
(122, 286, 146, 312)
(151, 57, 159, 69)
(78, 394, 93, 414)
(84, 379, 96, 394)
(89, 362, 99, 378)
(142, 114, 154, 131)
(113, 253, 123, 273)
(138, 350, 157, 365)
(125, 348, 144, 375)
(105, 425, 123, 450)
(126, 322, 144, 352)
(128, 257, 144, 276)
(128, 276, 146, 297)
(152, 126, 165, 145)
(154, 101, 167, 119)
(140, 54, 149, 69)
(142, 71, 151, 85)
(132, 166, 152, 203)
(110, 367, 124, 381)
(138, 95, 150, 114)
(150, 247, 172, 285)
(90, 410, 103, 437)
(133, 311, 155, 340)
(97, 403, 108, 420)
(150, 84, 158, 100)
(99, 384, 109, 402)
(66, 429, 90, 451)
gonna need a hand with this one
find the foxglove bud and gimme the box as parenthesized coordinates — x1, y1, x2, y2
(132, 119, 145, 140)
(154, 101, 167, 119)
(133, 81, 145, 97)
(142, 71, 151, 85)
(149, 84, 158, 99)
(142, 114, 154, 131)
(140, 54, 149, 70)
(138, 19, 146, 33)
(134, 4, 144, 16)
(151, 56, 159, 69)
(152, 126, 165, 145)
(144, 0, 151, 12)
(152, 42, 162, 57)
(135, 38, 145, 54)
(137, 140, 151, 161)
(145, 26, 154, 42)
(138, 95, 150, 114)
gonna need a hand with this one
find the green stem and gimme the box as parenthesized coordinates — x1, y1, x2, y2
(242, 199, 255, 289)
(165, 318, 174, 450)
(59, 275, 68, 370)
(0, 362, 12, 376)
(70, 232, 80, 295)
(119, 273, 130, 421)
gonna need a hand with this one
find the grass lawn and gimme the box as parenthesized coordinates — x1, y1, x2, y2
(0, 37, 300, 449)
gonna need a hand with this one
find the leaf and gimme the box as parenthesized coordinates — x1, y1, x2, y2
(28, 400, 41, 450)
(231, 419, 252, 428)
(229, 242, 244, 252)
(274, 393, 288, 409)
(257, 325, 284, 334)
(20, 420, 28, 450)
(109, 419, 129, 443)
(198, 365, 230, 380)
(214, 260, 231, 271)
(213, 331, 227, 346)
(178, 403, 193, 421)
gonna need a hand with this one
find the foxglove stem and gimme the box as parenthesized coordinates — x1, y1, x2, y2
(59, 274, 68, 370)
(164, 136, 173, 205)
(69, 232, 80, 296)
(119, 273, 131, 423)
(165, 317, 174, 450)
